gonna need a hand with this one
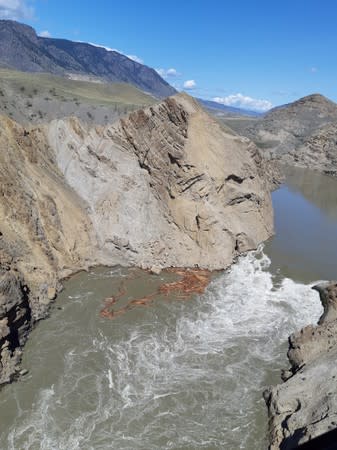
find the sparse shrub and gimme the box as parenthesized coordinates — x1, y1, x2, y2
(26, 101, 33, 108)
(20, 86, 25, 93)
(87, 111, 94, 120)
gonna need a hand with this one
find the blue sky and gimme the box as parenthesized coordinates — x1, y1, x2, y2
(1, 0, 336, 111)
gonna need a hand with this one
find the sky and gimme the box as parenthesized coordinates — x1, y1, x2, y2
(0, 0, 336, 111)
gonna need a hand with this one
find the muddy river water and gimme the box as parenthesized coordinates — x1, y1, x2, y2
(1, 167, 337, 449)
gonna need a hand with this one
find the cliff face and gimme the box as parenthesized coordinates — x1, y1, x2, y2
(0, 93, 275, 385)
(49, 94, 274, 270)
(0, 116, 96, 384)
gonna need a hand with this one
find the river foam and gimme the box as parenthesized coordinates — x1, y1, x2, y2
(1, 247, 322, 450)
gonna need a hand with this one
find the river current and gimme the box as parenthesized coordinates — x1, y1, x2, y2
(1, 166, 337, 450)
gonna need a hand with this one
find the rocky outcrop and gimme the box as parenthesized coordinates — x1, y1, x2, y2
(265, 281, 337, 449)
(293, 123, 337, 177)
(0, 93, 275, 385)
(226, 94, 337, 177)
(0, 271, 30, 384)
(49, 93, 274, 269)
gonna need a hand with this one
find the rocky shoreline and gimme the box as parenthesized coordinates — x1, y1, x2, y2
(264, 281, 337, 448)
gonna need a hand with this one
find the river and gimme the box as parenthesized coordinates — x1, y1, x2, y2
(1, 166, 336, 450)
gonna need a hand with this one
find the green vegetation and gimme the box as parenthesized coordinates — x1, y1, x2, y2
(0, 68, 157, 125)
(0, 68, 155, 108)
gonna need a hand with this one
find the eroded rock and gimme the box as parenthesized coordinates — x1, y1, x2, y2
(265, 281, 337, 449)
(49, 93, 275, 270)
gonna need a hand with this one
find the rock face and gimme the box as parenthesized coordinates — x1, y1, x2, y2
(0, 114, 96, 384)
(227, 94, 337, 176)
(0, 93, 275, 385)
(0, 20, 176, 98)
(294, 123, 337, 177)
(49, 94, 274, 269)
(265, 281, 337, 449)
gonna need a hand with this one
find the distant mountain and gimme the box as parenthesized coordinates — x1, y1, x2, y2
(242, 94, 337, 153)
(0, 20, 176, 98)
(225, 93, 337, 176)
(198, 98, 262, 117)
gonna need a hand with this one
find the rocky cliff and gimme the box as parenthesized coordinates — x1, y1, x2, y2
(0, 93, 275, 385)
(264, 282, 337, 448)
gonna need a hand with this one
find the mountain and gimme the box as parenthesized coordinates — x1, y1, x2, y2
(198, 98, 262, 117)
(224, 93, 337, 176)
(0, 20, 176, 98)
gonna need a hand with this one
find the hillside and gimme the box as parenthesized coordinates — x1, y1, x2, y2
(0, 68, 156, 125)
(223, 94, 337, 176)
(0, 20, 176, 98)
(197, 98, 262, 117)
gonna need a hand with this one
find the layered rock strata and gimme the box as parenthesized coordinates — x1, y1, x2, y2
(0, 93, 275, 385)
(265, 281, 337, 449)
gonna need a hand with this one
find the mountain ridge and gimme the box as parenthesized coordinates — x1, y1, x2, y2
(0, 19, 176, 98)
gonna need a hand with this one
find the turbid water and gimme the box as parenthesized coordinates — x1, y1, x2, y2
(1, 166, 337, 450)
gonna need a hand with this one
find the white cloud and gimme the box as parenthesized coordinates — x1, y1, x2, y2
(155, 68, 180, 78)
(183, 79, 197, 90)
(88, 42, 143, 64)
(39, 30, 51, 38)
(0, 0, 34, 20)
(213, 93, 272, 112)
